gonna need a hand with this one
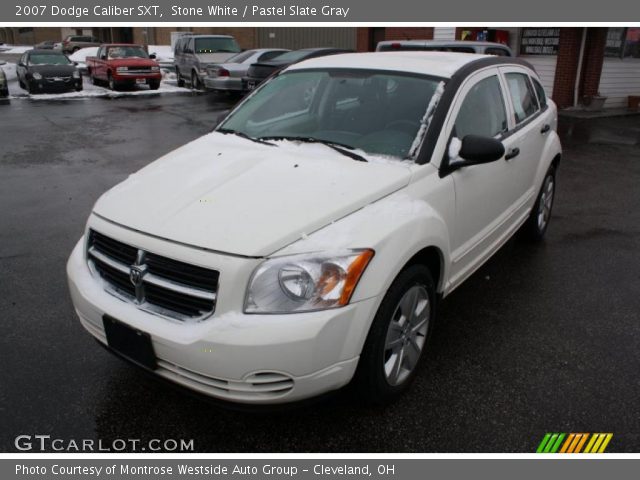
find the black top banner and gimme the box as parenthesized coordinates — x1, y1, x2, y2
(3, 0, 640, 22)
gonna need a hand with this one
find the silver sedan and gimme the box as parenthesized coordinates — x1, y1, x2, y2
(204, 48, 289, 93)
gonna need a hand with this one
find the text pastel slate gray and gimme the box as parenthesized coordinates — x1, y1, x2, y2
(5, 0, 640, 22)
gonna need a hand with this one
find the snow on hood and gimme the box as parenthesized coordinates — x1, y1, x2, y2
(93, 132, 413, 257)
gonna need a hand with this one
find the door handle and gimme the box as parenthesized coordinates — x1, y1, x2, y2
(540, 124, 551, 134)
(505, 148, 520, 160)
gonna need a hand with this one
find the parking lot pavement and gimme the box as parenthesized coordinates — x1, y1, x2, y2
(1, 95, 639, 453)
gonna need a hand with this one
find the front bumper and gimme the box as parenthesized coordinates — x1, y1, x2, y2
(112, 73, 162, 84)
(29, 78, 82, 92)
(66, 231, 380, 404)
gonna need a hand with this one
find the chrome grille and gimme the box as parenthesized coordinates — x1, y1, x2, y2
(87, 230, 218, 321)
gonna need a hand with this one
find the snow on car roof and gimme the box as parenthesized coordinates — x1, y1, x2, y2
(286, 51, 493, 79)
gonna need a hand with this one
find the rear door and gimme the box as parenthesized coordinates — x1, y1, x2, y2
(498, 66, 551, 211)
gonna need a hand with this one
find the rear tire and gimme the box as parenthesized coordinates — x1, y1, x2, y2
(354, 264, 436, 405)
(176, 68, 185, 87)
(523, 165, 556, 241)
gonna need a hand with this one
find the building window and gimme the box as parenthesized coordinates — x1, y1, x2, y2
(605, 28, 640, 59)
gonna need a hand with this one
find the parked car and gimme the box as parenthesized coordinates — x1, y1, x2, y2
(67, 52, 561, 406)
(16, 49, 82, 94)
(376, 40, 513, 56)
(86, 44, 161, 91)
(174, 35, 241, 89)
(204, 48, 289, 93)
(0, 62, 8, 98)
(35, 40, 57, 50)
(242, 47, 353, 92)
(62, 35, 101, 54)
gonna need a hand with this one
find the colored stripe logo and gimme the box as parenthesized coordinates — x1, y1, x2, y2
(536, 433, 613, 453)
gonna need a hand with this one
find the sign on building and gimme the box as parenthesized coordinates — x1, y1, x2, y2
(520, 28, 560, 55)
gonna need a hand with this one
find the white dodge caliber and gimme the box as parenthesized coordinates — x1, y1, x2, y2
(67, 52, 562, 405)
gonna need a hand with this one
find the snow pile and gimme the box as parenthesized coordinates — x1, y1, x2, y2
(0, 62, 17, 81)
(0, 44, 32, 54)
(149, 45, 173, 63)
(68, 47, 98, 63)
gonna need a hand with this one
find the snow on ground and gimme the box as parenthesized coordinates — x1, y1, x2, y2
(1, 61, 17, 81)
(149, 45, 173, 63)
(0, 44, 32, 54)
(1, 61, 185, 100)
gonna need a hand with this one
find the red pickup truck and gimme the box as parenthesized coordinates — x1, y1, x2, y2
(86, 44, 162, 91)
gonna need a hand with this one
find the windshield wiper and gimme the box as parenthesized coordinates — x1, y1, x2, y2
(217, 128, 276, 146)
(258, 136, 367, 162)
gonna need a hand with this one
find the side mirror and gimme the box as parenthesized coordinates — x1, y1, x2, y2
(100, 54, 107, 60)
(149, 53, 156, 59)
(456, 135, 505, 165)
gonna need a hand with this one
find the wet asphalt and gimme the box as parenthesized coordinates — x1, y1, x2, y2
(0, 93, 639, 453)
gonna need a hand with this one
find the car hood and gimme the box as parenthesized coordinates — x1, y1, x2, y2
(93, 132, 413, 257)
(29, 64, 76, 76)
(106, 58, 159, 67)
(195, 52, 238, 64)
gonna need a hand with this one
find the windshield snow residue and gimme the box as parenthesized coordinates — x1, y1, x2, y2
(408, 81, 446, 158)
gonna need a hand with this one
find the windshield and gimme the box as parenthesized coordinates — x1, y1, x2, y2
(194, 38, 241, 54)
(29, 54, 71, 65)
(219, 69, 442, 159)
(107, 46, 149, 59)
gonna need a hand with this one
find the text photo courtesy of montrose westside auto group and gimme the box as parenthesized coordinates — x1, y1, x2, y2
(1, 21, 640, 457)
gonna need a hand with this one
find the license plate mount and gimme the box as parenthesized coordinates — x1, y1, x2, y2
(103, 315, 157, 370)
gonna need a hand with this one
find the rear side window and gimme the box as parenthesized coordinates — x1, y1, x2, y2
(259, 51, 286, 62)
(531, 77, 547, 109)
(455, 75, 508, 139)
(485, 47, 510, 56)
(505, 72, 539, 123)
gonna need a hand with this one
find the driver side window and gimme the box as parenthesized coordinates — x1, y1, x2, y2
(454, 75, 508, 139)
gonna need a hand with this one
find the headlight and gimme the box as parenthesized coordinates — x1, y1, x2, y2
(245, 249, 374, 314)
(72, 70, 80, 78)
(32, 72, 43, 80)
(151, 66, 160, 72)
(116, 67, 128, 72)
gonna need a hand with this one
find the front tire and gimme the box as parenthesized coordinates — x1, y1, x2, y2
(149, 80, 160, 90)
(108, 73, 118, 91)
(354, 264, 436, 405)
(523, 165, 556, 241)
(191, 70, 201, 90)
